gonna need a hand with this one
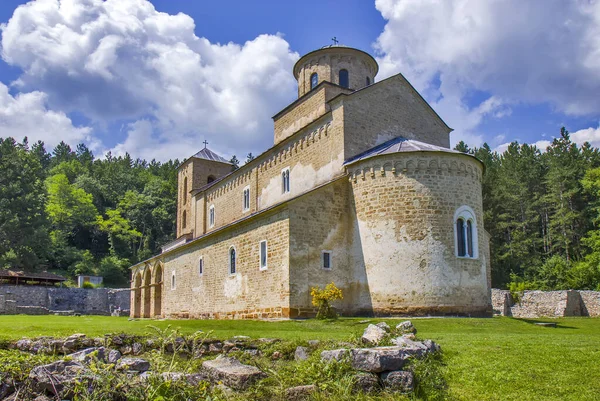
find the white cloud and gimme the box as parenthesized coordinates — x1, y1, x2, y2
(572, 125, 600, 148)
(0, 82, 91, 149)
(374, 0, 600, 146)
(1, 0, 299, 160)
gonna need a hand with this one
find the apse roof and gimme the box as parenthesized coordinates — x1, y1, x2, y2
(192, 147, 231, 164)
(344, 136, 464, 166)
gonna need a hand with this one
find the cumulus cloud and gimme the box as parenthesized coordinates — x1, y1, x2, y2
(374, 0, 600, 146)
(572, 125, 600, 148)
(1, 0, 299, 160)
(0, 82, 91, 149)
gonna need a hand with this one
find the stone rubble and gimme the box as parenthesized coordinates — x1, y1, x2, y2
(361, 324, 388, 345)
(202, 356, 266, 390)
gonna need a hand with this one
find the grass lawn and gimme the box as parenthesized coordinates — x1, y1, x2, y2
(0, 315, 598, 400)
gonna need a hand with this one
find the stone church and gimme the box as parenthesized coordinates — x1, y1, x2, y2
(129, 45, 492, 319)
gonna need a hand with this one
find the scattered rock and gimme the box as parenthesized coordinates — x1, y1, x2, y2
(361, 324, 387, 345)
(285, 384, 317, 400)
(29, 360, 87, 394)
(381, 370, 414, 393)
(66, 333, 86, 342)
(353, 372, 380, 393)
(320, 349, 349, 362)
(69, 347, 107, 363)
(132, 342, 143, 355)
(208, 342, 223, 354)
(350, 347, 407, 373)
(244, 349, 260, 357)
(422, 339, 441, 353)
(375, 322, 391, 332)
(202, 356, 266, 390)
(307, 340, 320, 347)
(16, 339, 32, 352)
(294, 346, 309, 361)
(160, 372, 209, 386)
(390, 336, 429, 357)
(108, 349, 122, 364)
(271, 351, 284, 360)
(396, 321, 416, 334)
(116, 358, 150, 373)
(257, 338, 280, 344)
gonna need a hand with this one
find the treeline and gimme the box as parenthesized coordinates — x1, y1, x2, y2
(2, 127, 600, 291)
(0, 137, 178, 286)
(458, 127, 600, 291)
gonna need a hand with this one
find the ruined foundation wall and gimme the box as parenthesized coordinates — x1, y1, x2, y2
(494, 289, 600, 317)
(0, 286, 130, 315)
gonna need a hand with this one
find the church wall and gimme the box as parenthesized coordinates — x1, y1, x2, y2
(161, 208, 291, 319)
(340, 74, 451, 162)
(287, 179, 354, 317)
(347, 152, 491, 316)
(274, 83, 351, 145)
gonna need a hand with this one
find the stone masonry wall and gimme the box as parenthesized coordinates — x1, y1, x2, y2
(0, 286, 130, 315)
(341, 74, 451, 159)
(347, 151, 490, 316)
(493, 288, 600, 317)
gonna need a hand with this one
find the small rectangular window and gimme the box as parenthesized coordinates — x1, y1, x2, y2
(243, 186, 250, 212)
(322, 251, 331, 269)
(209, 205, 215, 227)
(199, 257, 204, 276)
(260, 240, 267, 270)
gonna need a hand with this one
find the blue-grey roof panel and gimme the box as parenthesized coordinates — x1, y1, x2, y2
(192, 147, 231, 164)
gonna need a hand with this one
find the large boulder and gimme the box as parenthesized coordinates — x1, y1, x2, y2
(375, 322, 391, 332)
(320, 349, 349, 362)
(350, 347, 407, 373)
(353, 372, 380, 393)
(29, 360, 88, 394)
(390, 336, 429, 357)
(381, 371, 414, 393)
(108, 349, 122, 364)
(116, 358, 150, 373)
(202, 356, 266, 390)
(361, 324, 387, 345)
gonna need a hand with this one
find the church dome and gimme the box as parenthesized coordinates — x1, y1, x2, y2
(293, 45, 379, 97)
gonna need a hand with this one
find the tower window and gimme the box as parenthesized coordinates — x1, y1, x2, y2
(366, 76, 371, 86)
(454, 206, 478, 258)
(207, 175, 215, 184)
(260, 240, 267, 270)
(339, 69, 349, 88)
(310, 73, 318, 90)
(243, 186, 250, 212)
(281, 168, 290, 194)
(182, 210, 187, 229)
(229, 246, 237, 275)
(322, 251, 332, 269)
(183, 177, 188, 205)
(209, 205, 215, 227)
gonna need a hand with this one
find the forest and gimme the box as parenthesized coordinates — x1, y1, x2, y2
(1, 128, 599, 290)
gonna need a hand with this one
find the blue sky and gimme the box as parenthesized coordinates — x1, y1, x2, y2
(0, 0, 599, 161)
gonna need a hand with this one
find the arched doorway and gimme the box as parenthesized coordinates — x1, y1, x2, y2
(153, 263, 163, 317)
(133, 272, 142, 318)
(143, 268, 152, 318)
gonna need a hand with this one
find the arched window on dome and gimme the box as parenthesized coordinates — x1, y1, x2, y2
(454, 206, 478, 258)
(366, 76, 371, 86)
(229, 246, 237, 275)
(310, 73, 318, 90)
(339, 69, 349, 88)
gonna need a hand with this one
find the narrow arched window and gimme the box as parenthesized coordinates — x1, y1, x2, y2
(454, 206, 478, 258)
(171, 272, 176, 290)
(339, 69, 349, 88)
(198, 257, 204, 276)
(183, 177, 188, 205)
(229, 247, 236, 274)
(310, 73, 318, 90)
(281, 168, 290, 194)
(182, 210, 187, 229)
(456, 218, 466, 257)
(366, 76, 371, 86)
(207, 175, 215, 184)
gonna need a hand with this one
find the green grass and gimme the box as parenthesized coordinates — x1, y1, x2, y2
(0, 316, 598, 400)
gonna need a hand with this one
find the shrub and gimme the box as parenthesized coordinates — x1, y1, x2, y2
(82, 281, 96, 289)
(310, 282, 343, 319)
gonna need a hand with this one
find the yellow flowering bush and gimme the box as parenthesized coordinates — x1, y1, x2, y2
(310, 282, 343, 319)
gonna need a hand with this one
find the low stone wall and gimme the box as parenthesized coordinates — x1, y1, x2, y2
(492, 288, 600, 317)
(0, 285, 130, 316)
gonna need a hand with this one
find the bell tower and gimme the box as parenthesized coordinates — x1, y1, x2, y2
(293, 45, 379, 98)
